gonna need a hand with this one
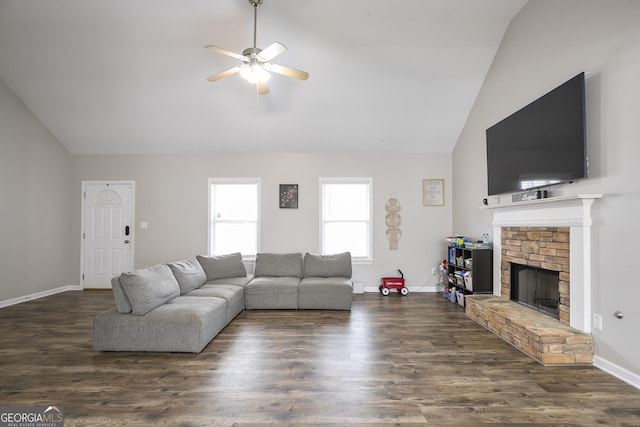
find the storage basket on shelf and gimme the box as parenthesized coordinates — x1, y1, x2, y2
(464, 272, 473, 291)
(456, 290, 465, 307)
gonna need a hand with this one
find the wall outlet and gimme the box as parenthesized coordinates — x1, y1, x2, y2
(593, 313, 603, 330)
(431, 267, 436, 276)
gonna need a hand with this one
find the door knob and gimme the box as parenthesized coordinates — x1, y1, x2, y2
(124, 240, 130, 244)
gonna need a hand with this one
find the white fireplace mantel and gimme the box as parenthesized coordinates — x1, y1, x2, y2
(484, 194, 602, 333)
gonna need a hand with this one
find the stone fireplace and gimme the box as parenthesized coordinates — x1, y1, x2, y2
(465, 194, 601, 365)
(490, 194, 601, 332)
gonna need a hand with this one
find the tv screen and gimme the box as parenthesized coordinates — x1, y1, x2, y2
(486, 72, 587, 196)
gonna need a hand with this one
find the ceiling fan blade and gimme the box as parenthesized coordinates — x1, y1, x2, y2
(257, 42, 287, 61)
(257, 80, 270, 95)
(205, 45, 245, 60)
(268, 63, 309, 81)
(207, 66, 241, 82)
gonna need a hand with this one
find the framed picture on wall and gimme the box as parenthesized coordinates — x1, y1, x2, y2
(279, 184, 298, 209)
(423, 179, 444, 206)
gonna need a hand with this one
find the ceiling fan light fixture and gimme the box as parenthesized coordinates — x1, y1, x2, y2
(205, 0, 307, 94)
(239, 62, 270, 83)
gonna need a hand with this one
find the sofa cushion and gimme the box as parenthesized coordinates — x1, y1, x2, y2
(186, 284, 245, 323)
(196, 253, 247, 281)
(168, 258, 207, 294)
(298, 277, 353, 310)
(205, 275, 253, 287)
(253, 252, 303, 278)
(303, 252, 352, 278)
(119, 264, 181, 316)
(244, 276, 301, 309)
(111, 275, 132, 314)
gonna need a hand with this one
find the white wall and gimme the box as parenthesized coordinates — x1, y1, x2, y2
(0, 77, 74, 303)
(452, 0, 640, 383)
(71, 153, 452, 291)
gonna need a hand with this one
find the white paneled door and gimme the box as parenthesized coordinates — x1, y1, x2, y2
(82, 182, 134, 289)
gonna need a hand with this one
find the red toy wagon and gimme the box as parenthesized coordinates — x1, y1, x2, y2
(379, 269, 409, 296)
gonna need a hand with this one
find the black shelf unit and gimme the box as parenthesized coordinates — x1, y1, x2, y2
(445, 245, 493, 294)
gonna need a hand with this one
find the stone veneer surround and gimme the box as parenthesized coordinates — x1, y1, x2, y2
(501, 226, 570, 323)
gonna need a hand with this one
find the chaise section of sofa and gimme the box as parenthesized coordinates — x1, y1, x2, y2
(298, 252, 353, 310)
(244, 252, 303, 309)
(94, 263, 230, 353)
(94, 296, 227, 353)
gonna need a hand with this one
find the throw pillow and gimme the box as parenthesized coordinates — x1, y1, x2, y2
(196, 253, 247, 281)
(303, 252, 352, 278)
(167, 258, 207, 294)
(111, 275, 132, 313)
(119, 264, 181, 315)
(253, 252, 304, 278)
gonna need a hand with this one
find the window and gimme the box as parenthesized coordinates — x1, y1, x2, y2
(320, 177, 372, 263)
(208, 178, 260, 258)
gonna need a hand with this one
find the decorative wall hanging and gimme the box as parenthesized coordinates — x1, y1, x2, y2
(279, 184, 298, 208)
(385, 197, 401, 250)
(423, 179, 444, 206)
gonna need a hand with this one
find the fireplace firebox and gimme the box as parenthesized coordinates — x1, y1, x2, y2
(511, 263, 560, 319)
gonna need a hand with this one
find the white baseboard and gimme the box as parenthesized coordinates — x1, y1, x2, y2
(594, 355, 640, 390)
(0, 285, 82, 309)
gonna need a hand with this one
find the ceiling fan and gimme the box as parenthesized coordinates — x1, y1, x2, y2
(205, 0, 309, 95)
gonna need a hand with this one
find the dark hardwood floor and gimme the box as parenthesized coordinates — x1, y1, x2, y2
(1, 291, 639, 426)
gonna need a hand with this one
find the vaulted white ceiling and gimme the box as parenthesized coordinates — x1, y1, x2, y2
(0, 0, 526, 154)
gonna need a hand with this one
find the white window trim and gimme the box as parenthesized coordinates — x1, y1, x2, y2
(208, 177, 261, 261)
(319, 177, 373, 264)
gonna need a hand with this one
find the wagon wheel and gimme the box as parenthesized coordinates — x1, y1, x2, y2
(400, 287, 409, 296)
(381, 287, 390, 296)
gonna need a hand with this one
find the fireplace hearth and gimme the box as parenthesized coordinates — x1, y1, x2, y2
(511, 263, 560, 319)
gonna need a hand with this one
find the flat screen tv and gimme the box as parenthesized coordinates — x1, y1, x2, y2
(486, 72, 587, 196)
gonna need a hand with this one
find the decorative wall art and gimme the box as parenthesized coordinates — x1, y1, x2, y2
(279, 184, 298, 209)
(385, 197, 401, 250)
(423, 179, 444, 206)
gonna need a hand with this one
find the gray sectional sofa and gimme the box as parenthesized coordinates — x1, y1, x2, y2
(94, 252, 353, 353)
